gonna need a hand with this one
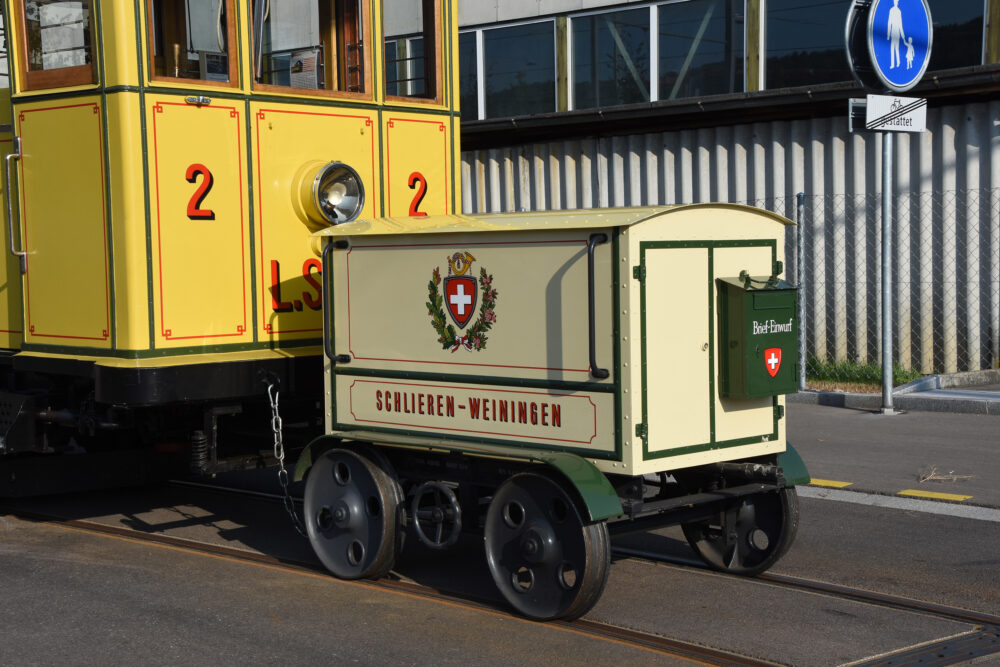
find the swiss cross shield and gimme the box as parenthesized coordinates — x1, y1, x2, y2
(764, 348, 782, 378)
(444, 275, 478, 329)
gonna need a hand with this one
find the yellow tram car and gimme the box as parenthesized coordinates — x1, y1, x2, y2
(0, 0, 809, 620)
(0, 0, 459, 488)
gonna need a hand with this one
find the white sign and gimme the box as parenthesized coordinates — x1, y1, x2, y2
(865, 94, 927, 132)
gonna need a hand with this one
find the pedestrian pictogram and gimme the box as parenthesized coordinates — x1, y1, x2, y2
(867, 0, 932, 92)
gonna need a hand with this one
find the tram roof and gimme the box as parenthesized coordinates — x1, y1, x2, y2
(313, 203, 793, 237)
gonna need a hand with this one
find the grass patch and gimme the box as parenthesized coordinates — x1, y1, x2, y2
(806, 358, 923, 392)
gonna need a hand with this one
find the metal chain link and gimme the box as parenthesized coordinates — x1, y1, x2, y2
(268, 381, 307, 537)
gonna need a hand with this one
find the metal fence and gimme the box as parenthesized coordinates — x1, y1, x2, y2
(753, 189, 1000, 385)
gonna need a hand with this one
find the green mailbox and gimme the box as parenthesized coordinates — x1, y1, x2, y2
(718, 271, 799, 399)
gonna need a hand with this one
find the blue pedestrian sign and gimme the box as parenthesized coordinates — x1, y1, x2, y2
(867, 0, 932, 92)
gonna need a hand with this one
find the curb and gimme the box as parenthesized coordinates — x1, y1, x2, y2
(894, 368, 1000, 394)
(787, 369, 1000, 415)
(787, 387, 1000, 416)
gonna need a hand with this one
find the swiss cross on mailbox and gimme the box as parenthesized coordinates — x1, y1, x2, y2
(765, 348, 782, 378)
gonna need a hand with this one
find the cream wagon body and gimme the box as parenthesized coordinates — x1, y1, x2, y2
(298, 202, 808, 620)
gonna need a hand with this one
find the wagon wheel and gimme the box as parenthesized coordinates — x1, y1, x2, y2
(410, 481, 462, 549)
(681, 486, 799, 576)
(485, 473, 610, 621)
(303, 448, 401, 580)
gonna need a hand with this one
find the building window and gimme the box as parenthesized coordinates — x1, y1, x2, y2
(765, 0, 851, 89)
(928, 0, 983, 71)
(458, 30, 477, 117)
(16, 0, 95, 89)
(659, 0, 743, 99)
(148, 0, 237, 85)
(384, 0, 437, 99)
(252, 0, 366, 94)
(483, 21, 555, 118)
(572, 8, 650, 110)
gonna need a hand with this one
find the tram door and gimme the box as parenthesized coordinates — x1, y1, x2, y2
(0, 9, 23, 351)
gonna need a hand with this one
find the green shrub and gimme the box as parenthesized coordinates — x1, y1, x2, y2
(806, 357, 923, 386)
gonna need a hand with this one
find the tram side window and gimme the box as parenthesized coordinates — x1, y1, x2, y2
(16, 0, 95, 89)
(384, 0, 436, 99)
(148, 0, 236, 84)
(252, 0, 365, 93)
(1, 12, 9, 91)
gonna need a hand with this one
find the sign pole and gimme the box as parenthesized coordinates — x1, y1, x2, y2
(846, 0, 931, 412)
(881, 131, 894, 413)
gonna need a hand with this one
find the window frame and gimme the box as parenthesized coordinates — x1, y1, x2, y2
(456, 29, 480, 119)
(567, 6, 653, 111)
(145, 0, 240, 88)
(13, 0, 98, 91)
(655, 0, 747, 100)
(461, 17, 558, 120)
(383, 0, 443, 105)
(250, 0, 373, 100)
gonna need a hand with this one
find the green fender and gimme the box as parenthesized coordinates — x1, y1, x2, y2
(293, 436, 622, 523)
(778, 443, 811, 486)
(530, 451, 623, 522)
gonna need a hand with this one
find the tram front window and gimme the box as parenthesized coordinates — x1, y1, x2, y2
(17, 0, 95, 89)
(148, 0, 236, 84)
(252, 0, 365, 93)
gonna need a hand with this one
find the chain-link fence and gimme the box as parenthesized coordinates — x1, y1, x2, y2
(750, 189, 1000, 387)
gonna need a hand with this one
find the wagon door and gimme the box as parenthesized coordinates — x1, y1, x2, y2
(0, 9, 24, 351)
(143, 0, 254, 350)
(7, 0, 110, 351)
(637, 239, 782, 462)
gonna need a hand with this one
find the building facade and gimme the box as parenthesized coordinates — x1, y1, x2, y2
(458, 0, 1000, 378)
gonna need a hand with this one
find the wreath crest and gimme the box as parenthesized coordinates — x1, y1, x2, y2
(427, 253, 498, 352)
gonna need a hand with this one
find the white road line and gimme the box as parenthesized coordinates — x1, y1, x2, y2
(798, 486, 1000, 523)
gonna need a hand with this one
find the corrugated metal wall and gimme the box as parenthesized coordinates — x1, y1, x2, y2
(461, 101, 1000, 375)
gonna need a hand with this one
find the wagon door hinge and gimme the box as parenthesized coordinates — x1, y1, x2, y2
(635, 422, 647, 440)
(774, 404, 785, 420)
(632, 265, 645, 281)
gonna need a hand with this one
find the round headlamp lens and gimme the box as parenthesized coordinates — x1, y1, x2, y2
(314, 162, 364, 224)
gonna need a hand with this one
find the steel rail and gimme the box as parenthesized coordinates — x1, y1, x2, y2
(611, 545, 1000, 629)
(173, 482, 1000, 640)
(3, 503, 776, 667)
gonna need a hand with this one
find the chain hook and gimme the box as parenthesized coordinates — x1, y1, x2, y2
(267, 379, 306, 537)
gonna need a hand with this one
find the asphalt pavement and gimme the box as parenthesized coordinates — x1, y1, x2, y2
(787, 370, 1000, 509)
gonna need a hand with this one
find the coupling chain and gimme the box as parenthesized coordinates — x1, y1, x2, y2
(268, 381, 306, 537)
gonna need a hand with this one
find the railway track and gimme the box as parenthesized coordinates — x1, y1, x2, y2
(172, 479, 1000, 665)
(9, 481, 996, 665)
(1, 497, 776, 667)
(613, 546, 1000, 666)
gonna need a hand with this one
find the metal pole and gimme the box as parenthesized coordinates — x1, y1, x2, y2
(881, 132, 894, 413)
(796, 192, 806, 391)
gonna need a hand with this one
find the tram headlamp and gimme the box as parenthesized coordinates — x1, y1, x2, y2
(296, 161, 365, 229)
(314, 162, 364, 224)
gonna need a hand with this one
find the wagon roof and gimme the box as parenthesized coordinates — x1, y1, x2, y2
(313, 203, 793, 237)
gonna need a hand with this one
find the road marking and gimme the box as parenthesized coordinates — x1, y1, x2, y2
(809, 479, 854, 488)
(898, 489, 973, 502)
(798, 486, 1000, 523)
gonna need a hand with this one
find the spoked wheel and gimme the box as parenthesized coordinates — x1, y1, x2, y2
(485, 473, 610, 621)
(303, 448, 401, 580)
(682, 486, 799, 576)
(410, 481, 462, 549)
